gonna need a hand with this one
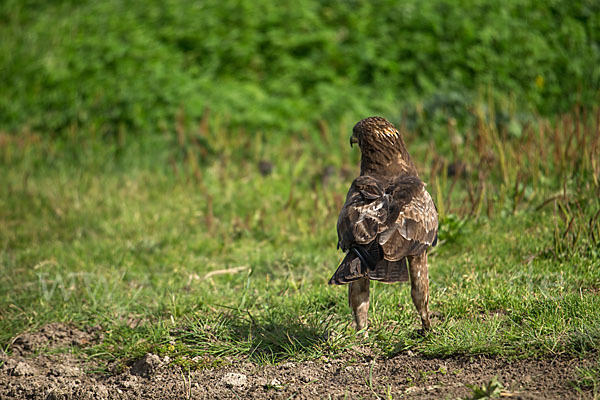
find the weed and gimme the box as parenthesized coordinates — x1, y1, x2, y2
(464, 377, 504, 400)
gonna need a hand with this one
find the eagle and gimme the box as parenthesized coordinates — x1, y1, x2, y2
(329, 116, 438, 332)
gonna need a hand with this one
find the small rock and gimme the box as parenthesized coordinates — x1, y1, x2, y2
(45, 391, 62, 400)
(94, 384, 109, 399)
(268, 378, 282, 388)
(11, 361, 37, 377)
(255, 377, 267, 387)
(221, 372, 247, 388)
(299, 369, 317, 383)
(120, 377, 138, 389)
(1, 358, 16, 371)
(131, 353, 163, 377)
(49, 364, 81, 377)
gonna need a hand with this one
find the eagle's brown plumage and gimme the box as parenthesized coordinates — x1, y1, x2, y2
(329, 116, 438, 332)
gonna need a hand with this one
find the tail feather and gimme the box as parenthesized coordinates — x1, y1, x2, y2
(328, 251, 409, 285)
(328, 251, 366, 285)
(368, 258, 409, 283)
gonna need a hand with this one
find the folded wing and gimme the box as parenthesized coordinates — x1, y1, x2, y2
(336, 175, 389, 251)
(379, 183, 438, 261)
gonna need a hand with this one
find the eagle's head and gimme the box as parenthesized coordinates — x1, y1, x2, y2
(350, 116, 417, 177)
(350, 116, 400, 148)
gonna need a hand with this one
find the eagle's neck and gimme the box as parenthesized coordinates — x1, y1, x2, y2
(359, 138, 418, 177)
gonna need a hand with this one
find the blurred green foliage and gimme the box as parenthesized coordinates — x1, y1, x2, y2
(1, 0, 599, 136)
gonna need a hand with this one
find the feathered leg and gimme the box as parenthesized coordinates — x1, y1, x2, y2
(407, 252, 431, 331)
(348, 277, 370, 331)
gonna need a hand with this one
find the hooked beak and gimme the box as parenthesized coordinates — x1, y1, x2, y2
(350, 135, 358, 148)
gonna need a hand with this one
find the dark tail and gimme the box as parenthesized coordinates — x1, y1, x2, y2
(368, 258, 409, 283)
(328, 251, 367, 285)
(328, 249, 409, 285)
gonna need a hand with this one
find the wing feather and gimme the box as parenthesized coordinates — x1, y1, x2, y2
(337, 176, 388, 250)
(379, 186, 438, 261)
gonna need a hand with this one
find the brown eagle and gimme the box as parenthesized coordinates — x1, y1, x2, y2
(329, 116, 438, 332)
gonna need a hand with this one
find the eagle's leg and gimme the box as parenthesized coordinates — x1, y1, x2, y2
(407, 252, 431, 331)
(348, 277, 370, 331)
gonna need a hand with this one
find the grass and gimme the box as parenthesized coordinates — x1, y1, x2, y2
(573, 363, 600, 399)
(0, 105, 599, 367)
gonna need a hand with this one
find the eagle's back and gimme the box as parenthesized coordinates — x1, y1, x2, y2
(330, 173, 438, 285)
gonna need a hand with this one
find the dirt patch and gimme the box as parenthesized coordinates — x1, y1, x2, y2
(9, 322, 99, 356)
(0, 323, 595, 399)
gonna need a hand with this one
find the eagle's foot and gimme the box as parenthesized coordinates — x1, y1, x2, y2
(416, 320, 431, 337)
(356, 325, 369, 339)
(353, 309, 369, 332)
(420, 315, 431, 332)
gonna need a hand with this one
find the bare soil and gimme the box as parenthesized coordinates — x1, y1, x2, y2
(0, 323, 594, 399)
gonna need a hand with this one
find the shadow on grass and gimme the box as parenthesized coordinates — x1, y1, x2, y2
(233, 320, 330, 363)
(171, 312, 345, 364)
